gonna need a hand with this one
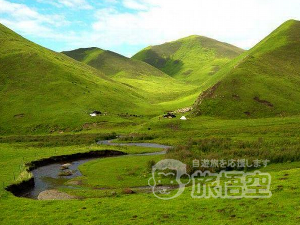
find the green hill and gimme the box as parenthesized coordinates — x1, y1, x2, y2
(62, 47, 200, 109)
(132, 35, 244, 84)
(62, 47, 167, 78)
(0, 24, 203, 134)
(193, 20, 300, 118)
(0, 24, 163, 134)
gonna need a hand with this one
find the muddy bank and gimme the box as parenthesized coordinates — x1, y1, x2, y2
(6, 150, 126, 197)
(6, 177, 34, 197)
(26, 150, 126, 170)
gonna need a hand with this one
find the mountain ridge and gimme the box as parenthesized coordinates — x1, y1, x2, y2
(62, 46, 201, 109)
(132, 35, 245, 84)
(62, 47, 169, 78)
(193, 19, 300, 118)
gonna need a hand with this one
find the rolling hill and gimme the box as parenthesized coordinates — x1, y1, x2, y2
(0, 24, 164, 134)
(132, 35, 244, 85)
(62, 47, 200, 108)
(193, 20, 300, 118)
(0, 24, 203, 134)
(62, 47, 167, 78)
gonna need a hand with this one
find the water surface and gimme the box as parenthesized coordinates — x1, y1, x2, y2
(22, 140, 170, 199)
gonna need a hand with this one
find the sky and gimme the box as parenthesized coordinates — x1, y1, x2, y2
(0, 0, 299, 57)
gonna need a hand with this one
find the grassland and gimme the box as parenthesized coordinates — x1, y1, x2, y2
(0, 138, 300, 224)
(0, 111, 300, 224)
(1, 19, 300, 225)
(76, 154, 164, 188)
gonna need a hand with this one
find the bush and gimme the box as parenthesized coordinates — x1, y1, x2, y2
(147, 160, 156, 172)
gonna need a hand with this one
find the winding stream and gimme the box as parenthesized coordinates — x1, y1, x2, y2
(21, 140, 171, 199)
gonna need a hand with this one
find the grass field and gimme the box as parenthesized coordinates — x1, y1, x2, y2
(0, 138, 300, 224)
(0, 113, 300, 224)
(1, 18, 300, 225)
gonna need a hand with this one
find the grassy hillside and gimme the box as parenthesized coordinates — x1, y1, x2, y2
(0, 24, 163, 134)
(132, 35, 244, 84)
(63, 47, 200, 109)
(62, 47, 167, 78)
(194, 20, 300, 118)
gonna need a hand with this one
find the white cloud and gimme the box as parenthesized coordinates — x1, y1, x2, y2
(56, 0, 93, 10)
(122, 0, 149, 10)
(0, 18, 51, 34)
(1, 0, 300, 56)
(0, 0, 68, 26)
(0, 0, 70, 40)
(89, 0, 300, 53)
(37, 0, 93, 10)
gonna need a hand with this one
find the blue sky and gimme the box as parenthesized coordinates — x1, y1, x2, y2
(0, 0, 300, 56)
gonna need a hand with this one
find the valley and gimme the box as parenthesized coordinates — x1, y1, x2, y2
(0, 18, 300, 225)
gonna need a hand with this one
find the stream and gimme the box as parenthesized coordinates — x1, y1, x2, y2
(21, 140, 171, 199)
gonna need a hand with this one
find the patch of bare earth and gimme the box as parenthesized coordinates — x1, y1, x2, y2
(196, 82, 221, 105)
(14, 113, 25, 118)
(253, 96, 274, 107)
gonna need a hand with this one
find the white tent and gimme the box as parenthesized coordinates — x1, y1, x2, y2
(180, 116, 187, 120)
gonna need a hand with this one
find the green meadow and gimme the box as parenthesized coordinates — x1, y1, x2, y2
(0, 123, 300, 224)
(0, 19, 300, 225)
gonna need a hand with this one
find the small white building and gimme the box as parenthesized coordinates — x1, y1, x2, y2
(180, 116, 187, 120)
